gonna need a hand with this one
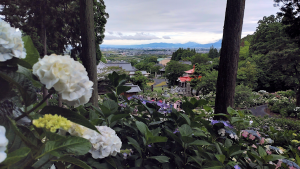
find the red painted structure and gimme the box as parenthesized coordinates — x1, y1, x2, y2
(178, 65, 201, 83)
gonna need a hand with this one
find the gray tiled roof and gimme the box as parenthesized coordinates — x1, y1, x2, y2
(106, 62, 137, 72)
(124, 83, 142, 93)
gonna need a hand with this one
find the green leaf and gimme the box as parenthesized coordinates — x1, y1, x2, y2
(117, 85, 131, 95)
(148, 156, 170, 163)
(224, 138, 232, 148)
(180, 113, 191, 125)
(258, 146, 267, 158)
(230, 117, 244, 124)
(227, 107, 236, 116)
(136, 121, 148, 136)
(147, 136, 168, 144)
(99, 105, 111, 118)
(1, 147, 31, 166)
(189, 140, 210, 146)
(103, 99, 118, 113)
(198, 99, 209, 106)
(268, 154, 286, 162)
(127, 136, 142, 156)
(105, 156, 117, 168)
(181, 136, 196, 143)
(22, 35, 39, 66)
(215, 154, 225, 164)
(32, 154, 54, 169)
(296, 154, 300, 166)
(135, 158, 143, 167)
(52, 156, 91, 169)
(37, 136, 91, 159)
(7, 117, 38, 150)
(92, 105, 105, 118)
(0, 70, 37, 107)
(40, 106, 99, 133)
(110, 114, 129, 123)
(165, 129, 182, 144)
(178, 124, 193, 137)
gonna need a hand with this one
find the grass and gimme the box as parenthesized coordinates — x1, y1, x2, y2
(155, 81, 167, 87)
(147, 82, 155, 86)
(153, 87, 163, 92)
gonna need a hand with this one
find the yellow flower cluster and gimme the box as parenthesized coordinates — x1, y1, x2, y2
(293, 133, 297, 136)
(291, 140, 300, 144)
(33, 114, 72, 132)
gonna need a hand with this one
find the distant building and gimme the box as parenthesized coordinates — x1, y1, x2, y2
(177, 65, 201, 86)
(121, 83, 142, 98)
(129, 71, 150, 78)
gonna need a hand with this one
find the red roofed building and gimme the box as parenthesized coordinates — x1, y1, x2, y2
(177, 65, 201, 87)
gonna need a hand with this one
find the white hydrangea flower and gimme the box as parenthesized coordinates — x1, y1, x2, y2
(0, 19, 26, 62)
(0, 126, 8, 163)
(218, 128, 225, 136)
(265, 138, 274, 144)
(32, 54, 93, 107)
(68, 123, 122, 159)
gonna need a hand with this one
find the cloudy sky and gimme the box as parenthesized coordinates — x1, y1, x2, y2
(102, 0, 281, 45)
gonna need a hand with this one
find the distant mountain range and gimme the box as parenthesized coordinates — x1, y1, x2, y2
(100, 40, 222, 49)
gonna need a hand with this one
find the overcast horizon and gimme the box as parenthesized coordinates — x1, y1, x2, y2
(102, 0, 281, 46)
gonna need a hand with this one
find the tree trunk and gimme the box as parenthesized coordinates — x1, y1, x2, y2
(40, 0, 48, 105)
(214, 0, 245, 117)
(296, 87, 300, 106)
(80, 0, 98, 107)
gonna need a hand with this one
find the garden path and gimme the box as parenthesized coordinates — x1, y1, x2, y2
(249, 104, 271, 117)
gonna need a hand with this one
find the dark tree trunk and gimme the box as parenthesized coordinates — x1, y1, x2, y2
(80, 0, 98, 107)
(296, 87, 300, 106)
(40, 0, 49, 105)
(214, 0, 246, 117)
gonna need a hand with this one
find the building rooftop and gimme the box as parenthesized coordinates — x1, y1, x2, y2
(123, 83, 142, 93)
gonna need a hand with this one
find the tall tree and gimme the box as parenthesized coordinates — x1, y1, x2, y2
(80, 0, 98, 107)
(214, 0, 245, 116)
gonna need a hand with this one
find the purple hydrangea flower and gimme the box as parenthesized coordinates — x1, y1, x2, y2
(234, 165, 241, 169)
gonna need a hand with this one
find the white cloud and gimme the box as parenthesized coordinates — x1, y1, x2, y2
(103, 0, 281, 45)
(105, 32, 161, 40)
(163, 36, 171, 39)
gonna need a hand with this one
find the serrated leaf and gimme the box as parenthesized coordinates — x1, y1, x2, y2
(148, 156, 170, 163)
(1, 147, 31, 166)
(0, 70, 37, 107)
(39, 106, 99, 133)
(37, 136, 91, 159)
(53, 156, 91, 169)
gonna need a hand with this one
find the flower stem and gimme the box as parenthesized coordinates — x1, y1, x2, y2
(15, 92, 54, 121)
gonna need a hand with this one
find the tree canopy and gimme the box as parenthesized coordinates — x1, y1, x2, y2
(0, 0, 108, 64)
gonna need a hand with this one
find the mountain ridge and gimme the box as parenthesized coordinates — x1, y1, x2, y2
(100, 40, 222, 48)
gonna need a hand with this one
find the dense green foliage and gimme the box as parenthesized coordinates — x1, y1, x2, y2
(171, 48, 196, 61)
(131, 71, 149, 90)
(165, 61, 190, 86)
(207, 45, 220, 59)
(0, 0, 108, 65)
